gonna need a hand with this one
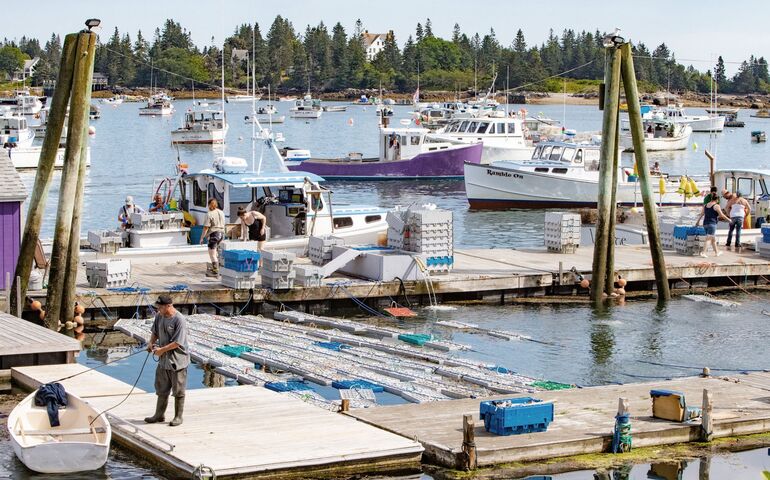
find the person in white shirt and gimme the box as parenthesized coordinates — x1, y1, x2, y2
(726, 191, 750, 249)
(199, 199, 226, 276)
(118, 196, 145, 229)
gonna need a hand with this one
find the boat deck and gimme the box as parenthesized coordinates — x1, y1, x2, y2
(11, 364, 423, 478)
(349, 372, 770, 469)
(22, 245, 770, 316)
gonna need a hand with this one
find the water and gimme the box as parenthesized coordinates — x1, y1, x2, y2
(6, 102, 770, 477)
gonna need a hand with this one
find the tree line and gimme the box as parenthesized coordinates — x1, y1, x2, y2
(1, 17, 769, 95)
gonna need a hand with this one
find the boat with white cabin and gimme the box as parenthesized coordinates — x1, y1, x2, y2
(620, 119, 692, 151)
(171, 109, 228, 144)
(8, 389, 111, 473)
(138, 94, 174, 116)
(290, 95, 322, 119)
(4, 144, 91, 170)
(0, 89, 44, 115)
(427, 113, 534, 164)
(1, 115, 35, 148)
(463, 140, 708, 209)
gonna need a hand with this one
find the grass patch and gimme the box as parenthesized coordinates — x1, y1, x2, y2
(542, 78, 602, 94)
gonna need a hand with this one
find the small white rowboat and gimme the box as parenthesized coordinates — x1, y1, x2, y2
(8, 389, 111, 473)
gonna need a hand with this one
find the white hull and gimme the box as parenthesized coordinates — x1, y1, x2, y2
(171, 127, 228, 144)
(620, 127, 692, 152)
(464, 161, 706, 208)
(228, 95, 260, 103)
(139, 106, 174, 116)
(679, 115, 725, 132)
(247, 115, 285, 124)
(9, 390, 110, 474)
(80, 221, 386, 265)
(5, 146, 91, 170)
(290, 109, 322, 119)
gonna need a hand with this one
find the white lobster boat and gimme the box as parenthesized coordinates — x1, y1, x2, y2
(4, 145, 90, 170)
(289, 95, 322, 119)
(1, 115, 35, 148)
(464, 140, 708, 209)
(138, 94, 174, 116)
(8, 390, 111, 473)
(620, 119, 692, 152)
(171, 109, 228, 144)
(428, 113, 535, 164)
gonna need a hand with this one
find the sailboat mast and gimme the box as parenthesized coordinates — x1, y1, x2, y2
(221, 44, 226, 153)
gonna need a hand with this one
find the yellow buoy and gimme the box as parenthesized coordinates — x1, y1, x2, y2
(633, 161, 639, 177)
(692, 142, 698, 151)
(659, 176, 666, 195)
(677, 176, 687, 194)
(684, 177, 693, 197)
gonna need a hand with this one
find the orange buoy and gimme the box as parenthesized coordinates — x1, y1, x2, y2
(616, 287, 626, 296)
(580, 278, 590, 289)
(75, 332, 85, 341)
(74, 303, 85, 315)
(74, 315, 84, 326)
(74, 324, 84, 334)
(30, 300, 42, 311)
(617, 277, 627, 287)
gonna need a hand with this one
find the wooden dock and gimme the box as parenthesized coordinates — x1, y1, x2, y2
(0, 312, 80, 369)
(349, 372, 770, 469)
(22, 245, 770, 318)
(11, 364, 423, 478)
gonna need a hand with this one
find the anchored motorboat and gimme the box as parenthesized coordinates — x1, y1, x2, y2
(464, 140, 708, 209)
(138, 94, 174, 116)
(290, 95, 322, 119)
(0, 89, 44, 115)
(620, 119, 692, 151)
(1, 115, 35, 148)
(286, 126, 483, 180)
(171, 109, 228, 144)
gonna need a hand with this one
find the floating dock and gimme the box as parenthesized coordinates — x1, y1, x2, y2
(11, 364, 423, 479)
(349, 372, 770, 469)
(0, 312, 81, 370)
(23, 246, 770, 318)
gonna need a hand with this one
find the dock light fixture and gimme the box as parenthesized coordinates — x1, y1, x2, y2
(602, 27, 625, 48)
(85, 18, 101, 32)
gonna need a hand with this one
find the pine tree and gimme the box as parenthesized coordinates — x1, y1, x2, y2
(424, 19, 433, 38)
(415, 23, 424, 43)
(330, 23, 348, 89)
(714, 56, 726, 91)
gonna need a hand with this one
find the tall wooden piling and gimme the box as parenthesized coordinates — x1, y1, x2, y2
(591, 46, 622, 303)
(11, 35, 78, 318)
(619, 43, 670, 300)
(62, 36, 97, 319)
(45, 31, 97, 328)
(604, 114, 621, 294)
(461, 413, 477, 470)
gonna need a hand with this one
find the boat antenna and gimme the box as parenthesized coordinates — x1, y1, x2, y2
(251, 26, 256, 173)
(221, 42, 226, 155)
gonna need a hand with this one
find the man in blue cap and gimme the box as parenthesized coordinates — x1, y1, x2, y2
(144, 294, 189, 426)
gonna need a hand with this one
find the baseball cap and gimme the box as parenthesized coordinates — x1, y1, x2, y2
(155, 294, 173, 306)
(125, 195, 134, 205)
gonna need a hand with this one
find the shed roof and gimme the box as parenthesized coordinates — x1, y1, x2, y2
(0, 153, 27, 202)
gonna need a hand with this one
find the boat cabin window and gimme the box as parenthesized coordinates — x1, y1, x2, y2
(478, 122, 491, 134)
(724, 177, 735, 194)
(507, 123, 516, 134)
(192, 180, 207, 207)
(574, 149, 583, 164)
(208, 183, 224, 208)
(532, 146, 542, 159)
(410, 135, 420, 146)
(534, 167, 549, 172)
(760, 179, 768, 196)
(468, 121, 479, 133)
(496, 123, 506, 134)
(549, 146, 563, 161)
(562, 147, 576, 162)
(229, 187, 253, 204)
(365, 215, 382, 223)
(737, 177, 754, 197)
(552, 168, 568, 174)
(334, 217, 353, 229)
(539, 146, 552, 159)
(459, 121, 469, 132)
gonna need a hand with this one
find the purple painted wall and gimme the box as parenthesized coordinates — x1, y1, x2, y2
(0, 201, 21, 290)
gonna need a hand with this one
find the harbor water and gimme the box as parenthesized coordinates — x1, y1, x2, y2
(4, 101, 770, 478)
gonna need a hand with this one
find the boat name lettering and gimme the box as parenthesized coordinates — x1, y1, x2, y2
(486, 169, 521, 179)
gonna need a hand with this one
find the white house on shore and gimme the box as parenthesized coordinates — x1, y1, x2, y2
(11, 58, 39, 82)
(363, 31, 390, 61)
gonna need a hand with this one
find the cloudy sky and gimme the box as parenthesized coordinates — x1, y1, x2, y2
(7, 0, 766, 75)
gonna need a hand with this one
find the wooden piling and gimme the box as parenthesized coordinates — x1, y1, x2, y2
(700, 389, 713, 442)
(619, 43, 670, 301)
(62, 34, 97, 320)
(605, 114, 621, 295)
(705, 149, 716, 186)
(11, 35, 78, 318)
(461, 413, 477, 470)
(591, 47, 622, 303)
(45, 31, 97, 328)
(341, 399, 350, 412)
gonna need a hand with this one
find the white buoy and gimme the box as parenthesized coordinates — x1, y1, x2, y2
(88, 125, 96, 135)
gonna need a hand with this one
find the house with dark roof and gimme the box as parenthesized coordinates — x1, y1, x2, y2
(0, 154, 27, 289)
(362, 31, 390, 61)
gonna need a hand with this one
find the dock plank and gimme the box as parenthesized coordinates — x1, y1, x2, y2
(12, 364, 146, 397)
(0, 312, 81, 355)
(349, 373, 770, 468)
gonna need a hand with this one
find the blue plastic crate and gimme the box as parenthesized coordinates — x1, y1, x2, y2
(332, 379, 384, 393)
(426, 256, 454, 267)
(264, 381, 312, 393)
(223, 250, 260, 272)
(314, 341, 351, 351)
(479, 397, 554, 436)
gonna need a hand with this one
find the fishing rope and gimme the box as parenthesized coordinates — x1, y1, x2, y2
(89, 351, 152, 426)
(53, 346, 148, 383)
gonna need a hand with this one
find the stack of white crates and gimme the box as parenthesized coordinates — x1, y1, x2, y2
(130, 212, 184, 230)
(660, 221, 676, 250)
(673, 225, 706, 256)
(129, 212, 188, 248)
(294, 264, 324, 287)
(85, 259, 131, 288)
(261, 250, 296, 289)
(308, 235, 344, 266)
(88, 230, 123, 254)
(757, 225, 770, 258)
(391, 208, 454, 274)
(544, 212, 581, 253)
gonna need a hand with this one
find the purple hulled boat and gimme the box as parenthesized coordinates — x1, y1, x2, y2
(285, 127, 483, 180)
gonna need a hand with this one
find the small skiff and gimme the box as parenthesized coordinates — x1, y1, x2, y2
(8, 389, 111, 473)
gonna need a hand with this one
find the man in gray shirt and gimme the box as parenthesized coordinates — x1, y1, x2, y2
(144, 295, 190, 426)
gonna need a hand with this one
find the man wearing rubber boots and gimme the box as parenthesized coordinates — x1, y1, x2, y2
(144, 295, 189, 427)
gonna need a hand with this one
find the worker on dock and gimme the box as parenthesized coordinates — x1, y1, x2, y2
(200, 199, 225, 277)
(118, 195, 144, 229)
(237, 206, 268, 248)
(144, 295, 189, 427)
(696, 192, 731, 257)
(726, 191, 750, 249)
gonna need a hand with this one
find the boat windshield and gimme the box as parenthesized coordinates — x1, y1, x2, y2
(549, 146, 563, 161)
(459, 121, 470, 132)
(540, 146, 552, 159)
(562, 147, 576, 162)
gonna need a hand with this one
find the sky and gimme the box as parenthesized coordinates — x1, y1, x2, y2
(6, 0, 768, 76)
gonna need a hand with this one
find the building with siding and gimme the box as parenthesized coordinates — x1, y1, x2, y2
(0, 154, 27, 290)
(363, 31, 390, 61)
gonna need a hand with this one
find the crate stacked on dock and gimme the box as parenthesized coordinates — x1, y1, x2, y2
(660, 221, 676, 250)
(220, 249, 260, 289)
(87, 230, 123, 254)
(260, 250, 296, 289)
(129, 212, 184, 230)
(479, 397, 554, 436)
(405, 209, 454, 273)
(308, 235, 344, 266)
(294, 264, 325, 287)
(757, 225, 770, 258)
(85, 259, 131, 288)
(544, 212, 581, 253)
(673, 225, 706, 256)
(386, 210, 407, 250)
